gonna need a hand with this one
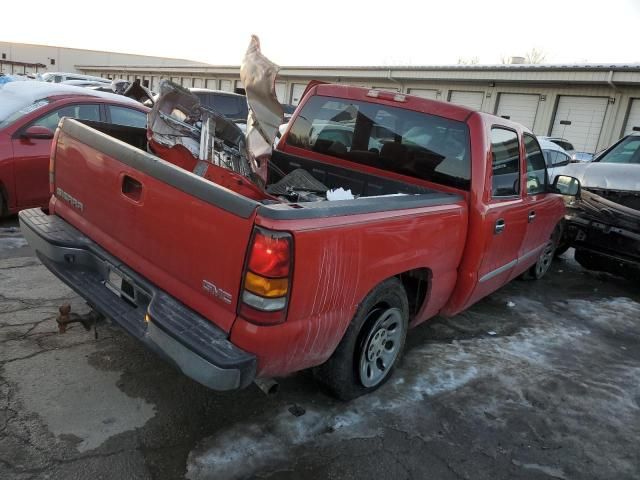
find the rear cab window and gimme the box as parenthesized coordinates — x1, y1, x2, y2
(285, 95, 471, 190)
(490, 128, 520, 197)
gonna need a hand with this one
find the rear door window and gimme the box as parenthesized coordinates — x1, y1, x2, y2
(490, 128, 520, 197)
(552, 151, 571, 167)
(31, 103, 101, 131)
(108, 106, 147, 128)
(286, 96, 471, 190)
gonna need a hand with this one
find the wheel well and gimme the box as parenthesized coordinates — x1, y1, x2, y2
(396, 268, 431, 319)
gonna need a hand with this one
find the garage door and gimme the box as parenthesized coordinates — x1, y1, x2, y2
(408, 88, 438, 99)
(291, 83, 307, 105)
(623, 99, 640, 136)
(550, 96, 608, 153)
(495, 93, 540, 130)
(275, 82, 286, 103)
(193, 78, 205, 88)
(219, 80, 233, 92)
(448, 91, 484, 110)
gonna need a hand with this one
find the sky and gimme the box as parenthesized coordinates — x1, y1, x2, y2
(3, 0, 639, 66)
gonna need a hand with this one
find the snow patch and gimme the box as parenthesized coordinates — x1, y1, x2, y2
(186, 295, 637, 479)
(0, 237, 28, 250)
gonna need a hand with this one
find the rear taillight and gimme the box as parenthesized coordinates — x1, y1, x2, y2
(239, 228, 293, 325)
(49, 127, 61, 195)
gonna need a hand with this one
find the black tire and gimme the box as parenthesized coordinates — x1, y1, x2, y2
(313, 278, 409, 401)
(522, 225, 561, 280)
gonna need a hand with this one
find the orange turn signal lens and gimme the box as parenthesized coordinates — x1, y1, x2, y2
(244, 271, 288, 298)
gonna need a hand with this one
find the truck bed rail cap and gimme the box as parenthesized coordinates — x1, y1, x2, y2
(257, 192, 463, 220)
(59, 118, 260, 219)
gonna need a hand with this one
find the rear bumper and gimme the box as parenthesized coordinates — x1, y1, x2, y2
(19, 208, 256, 391)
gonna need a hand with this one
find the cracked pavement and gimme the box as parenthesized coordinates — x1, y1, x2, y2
(1, 216, 639, 480)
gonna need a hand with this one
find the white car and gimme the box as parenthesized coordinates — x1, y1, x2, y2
(537, 136, 593, 162)
(37, 72, 111, 85)
(538, 137, 572, 182)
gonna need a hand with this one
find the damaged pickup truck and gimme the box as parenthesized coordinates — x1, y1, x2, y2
(19, 38, 578, 400)
(561, 133, 640, 280)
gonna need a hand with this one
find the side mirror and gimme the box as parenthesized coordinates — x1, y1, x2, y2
(21, 125, 54, 140)
(552, 175, 581, 196)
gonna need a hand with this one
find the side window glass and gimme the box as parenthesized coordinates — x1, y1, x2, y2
(524, 134, 547, 194)
(553, 152, 570, 167)
(491, 128, 520, 197)
(109, 106, 147, 128)
(31, 104, 100, 131)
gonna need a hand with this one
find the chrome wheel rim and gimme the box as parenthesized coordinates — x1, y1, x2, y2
(535, 241, 555, 277)
(359, 307, 404, 388)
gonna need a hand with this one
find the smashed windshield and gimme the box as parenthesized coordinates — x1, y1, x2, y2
(596, 136, 640, 164)
(286, 95, 471, 190)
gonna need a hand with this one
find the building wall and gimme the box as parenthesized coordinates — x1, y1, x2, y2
(77, 63, 640, 153)
(0, 42, 202, 76)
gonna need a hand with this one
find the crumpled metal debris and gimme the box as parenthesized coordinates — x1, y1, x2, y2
(146, 35, 285, 195)
(147, 80, 256, 180)
(240, 35, 284, 183)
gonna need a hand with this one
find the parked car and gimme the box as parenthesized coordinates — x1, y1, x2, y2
(38, 72, 111, 85)
(61, 79, 113, 88)
(20, 84, 578, 400)
(538, 136, 593, 162)
(190, 88, 249, 123)
(281, 103, 296, 121)
(561, 133, 640, 279)
(0, 82, 149, 216)
(538, 137, 572, 182)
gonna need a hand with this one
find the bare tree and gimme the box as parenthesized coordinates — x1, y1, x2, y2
(457, 56, 480, 65)
(524, 48, 547, 64)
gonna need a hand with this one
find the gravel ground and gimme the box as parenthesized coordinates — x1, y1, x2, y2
(1, 216, 639, 480)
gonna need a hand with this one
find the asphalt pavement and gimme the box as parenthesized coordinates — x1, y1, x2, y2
(1, 216, 639, 480)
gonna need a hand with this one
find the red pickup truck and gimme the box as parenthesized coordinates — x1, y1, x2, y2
(20, 84, 572, 399)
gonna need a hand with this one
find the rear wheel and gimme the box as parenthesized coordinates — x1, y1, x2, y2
(314, 278, 409, 401)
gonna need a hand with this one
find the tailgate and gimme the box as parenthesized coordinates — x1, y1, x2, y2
(51, 119, 259, 332)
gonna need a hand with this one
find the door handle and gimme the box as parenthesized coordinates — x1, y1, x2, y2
(528, 211, 536, 223)
(495, 219, 506, 234)
(122, 175, 143, 202)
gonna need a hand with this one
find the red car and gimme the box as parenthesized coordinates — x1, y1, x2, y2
(0, 82, 148, 216)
